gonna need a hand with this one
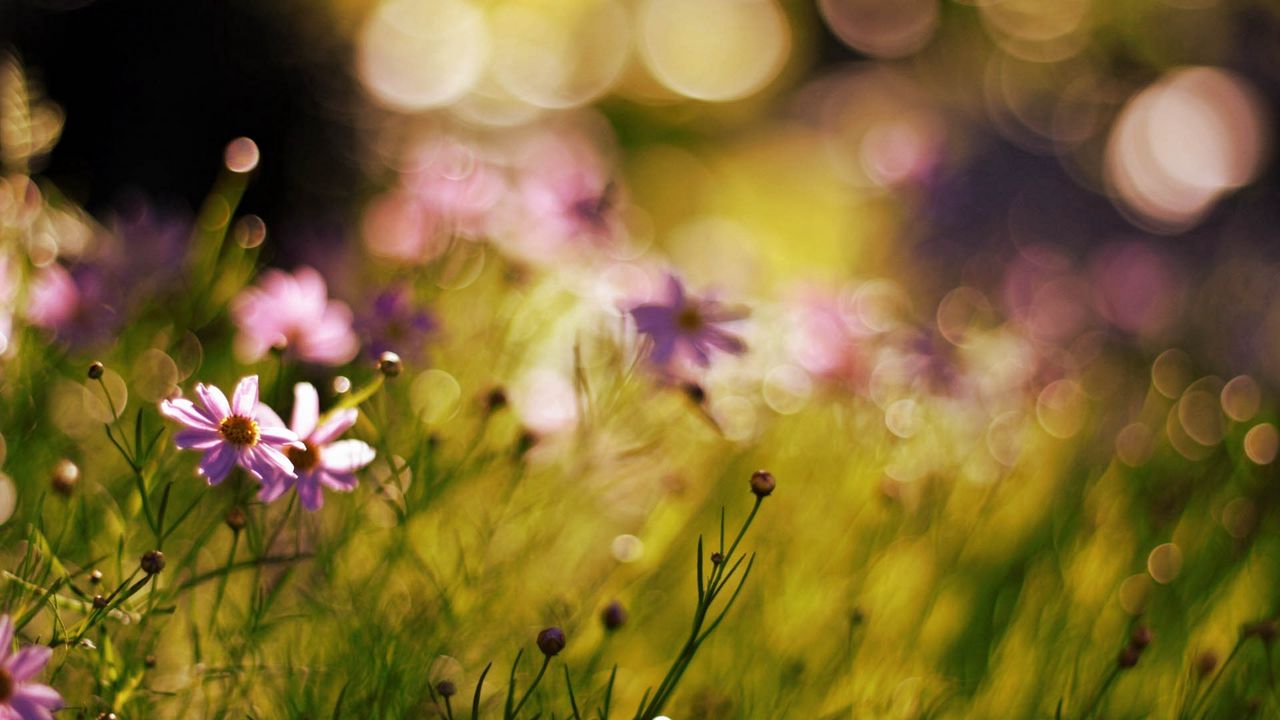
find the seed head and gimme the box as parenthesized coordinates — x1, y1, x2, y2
(1118, 644, 1142, 668)
(92, 594, 107, 609)
(435, 680, 457, 698)
(51, 458, 80, 496)
(710, 551, 724, 565)
(378, 351, 403, 378)
(749, 470, 775, 498)
(1130, 625, 1153, 649)
(140, 550, 166, 575)
(601, 601, 627, 631)
(88, 361, 105, 380)
(1196, 650, 1219, 677)
(225, 506, 248, 532)
(536, 627, 566, 657)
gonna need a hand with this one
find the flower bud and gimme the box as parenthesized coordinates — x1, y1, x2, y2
(225, 507, 247, 532)
(1130, 625, 1152, 650)
(681, 382, 706, 404)
(601, 601, 627, 631)
(435, 680, 457, 698)
(749, 470, 775, 498)
(1118, 644, 1142, 668)
(88, 361, 105, 380)
(536, 627, 566, 657)
(50, 458, 80, 496)
(92, 594, 107, 609)
(486, 387, 507, 412)
(1244, 620, 1277, 644)
(140, 550, 166, 575)
(1196, 650, 1219, 677)
(378, 351, 403, 378)
(89, 569, 103, 585)
(710, 551, 724, 565)
(145, 655, 157, 668)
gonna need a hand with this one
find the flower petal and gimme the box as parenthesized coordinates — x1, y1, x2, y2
(246, 444, 295, 480)
(317, 469, 358, 492)
(231, 375, 260, 416)
(158, 398, 217, 430)
(255, 402, 286, 430)
(195, 383, 231, 420)
(198, 444, 237, 485)
(12, 683, 63, 710)
(297, 475, 324, 511)
(320, 440, 376, 474)
(174, 428, 222, 450)
(5, 645, 51, 682)
(9, 689, 60, 720)
(0, 614, 12, 663)
(310, 408, 358, 446)
(290, 382, 320, 438)
(257, 473, 293, 504)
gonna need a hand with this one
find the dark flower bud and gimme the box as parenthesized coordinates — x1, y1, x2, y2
(749, 470, 775, 498)
(681, 382, 706, 404)
(225, 506, 247, 532)
(601, 601, 627, 631)
(378, 351, 403, 378)
(486, 387, 507, 412)
(1243, 620, 1276, 643)
(88, 361, 105, 380)
(89, 569, 103, 585)
(851, 607, 866, 626)
(435, 680, 457, 698)
(536, 627, 566, 657)
(140, 550, 166, 575)
(710, 551, 724, 565)
(1118, 644, 1142, 668)
(145, 655, 157, 668)
(92, 594, 107, 609)
(516, 430, 538, 457)
(51, 458, 80, 496)
(1130, 625, 1152, 649)
(1196, 650, 1218, 677)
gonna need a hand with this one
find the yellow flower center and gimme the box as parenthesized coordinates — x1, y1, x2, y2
(219, 415, 260, 447)
(0, 665, 13, 703)
(676, 306, 704, 333)
(285, 441, 321, 472)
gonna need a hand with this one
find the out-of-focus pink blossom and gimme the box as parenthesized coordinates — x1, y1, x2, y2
(786, 288, 869, 389)
(1091, 242, 1181, 337)
(501, 131, 623, 262)
(231, 267, 359, 365)
(629, 273, 746, 373)
(259, 382, 375, 511)
(405, 137, 506, 238)
(0, 614, 64, 720)
(24, 263, 119, 347)
(362, 191, 449, 265)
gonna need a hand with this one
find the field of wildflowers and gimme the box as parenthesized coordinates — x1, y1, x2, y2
(3, 0, 1280, 718)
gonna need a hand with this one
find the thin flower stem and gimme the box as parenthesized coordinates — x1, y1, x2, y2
(510, 656, 551, 719)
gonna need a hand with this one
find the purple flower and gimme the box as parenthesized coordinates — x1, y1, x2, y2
(0, 615, 63, 720)
(259, 382, 375, 511)
(230, 267, 359, 366)
(629, 274, 747, 370)
(24, 263, 120, 348)
(359, 285, 439, 361)
(159, 375, 301, 485)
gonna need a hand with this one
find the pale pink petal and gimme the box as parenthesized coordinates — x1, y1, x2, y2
(247, 444, 295, 479)
(198, 444, 237, 485)
(254, 402, 287, 430)
(317, 470, 358, 492)
(297, 475, 324, 511)
(195, 383, 231, 420)
(320, 440, 376, 474)
(174, 428, 222, 450)
(4, 645, 51, 682)
(290, 383, 320, 438)
(258, 425, 302, 447)
(12, 683, 62, 710)
(310, 408, 358, 446)
(159, 398, 218, 430)
(231, 375, 259, 416)
(257, 474, 293, 504)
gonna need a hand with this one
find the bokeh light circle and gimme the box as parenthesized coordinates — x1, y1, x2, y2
(817, 0, 939, 59)
(638, 0, 790, 102)
(357, 0, 490, 112)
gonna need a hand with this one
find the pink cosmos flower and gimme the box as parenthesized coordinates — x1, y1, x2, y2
(259, 383, 375, 511)
(629, 274, 747, 370)
(159, 375, 301, 485)
(0, 615, 63, 720)
(230, 267, 359, 365)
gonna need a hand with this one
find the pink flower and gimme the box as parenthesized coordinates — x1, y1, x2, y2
(230, 267, 359, 365)
(629, 274, 747, 370)
(259, 383, 375, 511)
(159, 375, 301, 485)
(406, 137, 505, 238)
(0, 615, 63, 720)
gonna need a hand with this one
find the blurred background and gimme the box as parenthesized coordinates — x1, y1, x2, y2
(5, 0, 1280, 717)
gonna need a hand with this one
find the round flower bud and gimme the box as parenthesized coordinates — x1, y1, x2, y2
(145, 655, 157, 668)
(88, 361, 105, 380)
(749, 470, 775, 498)
(1118, 644, 1142, 668)
(92, 594, 107, 609)
(681, 382, 706, 404)
(536, 627, 566, 657)
(1130, 625, 1152, 650)
(601, 601, 627, 631)
(50, 458, 80, 496)
(378, 351, 403, 378)
(710, 552, 724, 565)
(486, 387, 508, 412)
(89, 569, 103, 585)
(1196, 650, 1219, 677)
(435, 680, 457, 698)
(140, 550, 166, 575)
(225, 507, 247, 532)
